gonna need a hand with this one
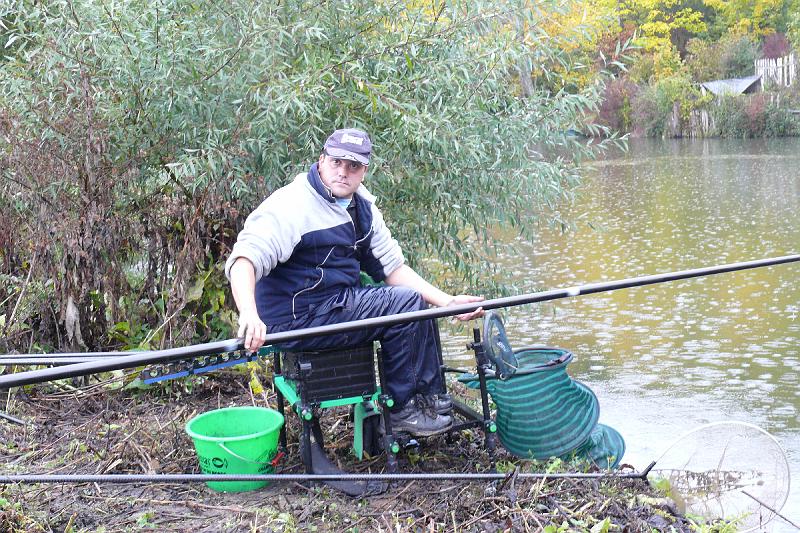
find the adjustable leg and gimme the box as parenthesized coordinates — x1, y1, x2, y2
(353, 402, 366, 460)
(376, 346, 399, 473)
(297, 414, 327, 475)
(476, 362, 497, 471)
(381, 406, 399, 473)
(433, 318, 455, 443)
(470, 327, 498, 472)
(311, 416, 325, 448)
(300, 418, 314, 474)
(273, 352, 288, 453)
(432, 318, 447, 394)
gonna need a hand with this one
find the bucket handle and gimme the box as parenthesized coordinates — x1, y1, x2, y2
(218, 443, 283, 467)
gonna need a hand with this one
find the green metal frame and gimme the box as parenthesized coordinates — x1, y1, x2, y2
(320, 391, 381, 409)
(273, 376, 300, 407)
(274, 374, 384, 459)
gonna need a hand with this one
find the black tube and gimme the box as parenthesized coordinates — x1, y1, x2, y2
(0, 357, 125, 366)
(1, 352, 144, 365)
(2, 351, 144, 359)
(0, 411, 25, 425)
(0, 471, 650, 483)
(1, 253, 798, 389)
(0, 339, 242, 389)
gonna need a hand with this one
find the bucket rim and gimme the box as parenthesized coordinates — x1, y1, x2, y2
(185, 406, 284, 443)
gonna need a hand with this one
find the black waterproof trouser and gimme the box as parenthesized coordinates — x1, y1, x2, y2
(268, 286, 443, 409)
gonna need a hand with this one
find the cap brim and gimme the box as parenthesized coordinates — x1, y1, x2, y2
(325, 148, 370, 165)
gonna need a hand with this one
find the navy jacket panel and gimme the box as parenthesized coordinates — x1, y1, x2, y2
(226, 163, 405, 324)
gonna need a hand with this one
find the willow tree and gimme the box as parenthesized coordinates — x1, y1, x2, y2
(0, 0, 622, 351)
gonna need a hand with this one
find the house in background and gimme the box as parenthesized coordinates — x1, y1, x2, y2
(700, 75, 762, 98)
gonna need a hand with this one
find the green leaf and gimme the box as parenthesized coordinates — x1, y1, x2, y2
(186, 275, 205, 303)
(590, 517, 611, 533)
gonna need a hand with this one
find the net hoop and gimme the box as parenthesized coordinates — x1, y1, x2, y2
(650, 421, 790, 531)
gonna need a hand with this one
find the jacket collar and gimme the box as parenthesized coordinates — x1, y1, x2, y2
(307, 162, 336, 202)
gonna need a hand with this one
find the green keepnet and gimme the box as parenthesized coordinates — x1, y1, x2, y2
(461, 347, 624, 469)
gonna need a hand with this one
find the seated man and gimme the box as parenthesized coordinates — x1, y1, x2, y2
(226, 128, 483, 436)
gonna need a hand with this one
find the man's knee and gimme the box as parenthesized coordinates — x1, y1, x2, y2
(385, 286, 426, 312)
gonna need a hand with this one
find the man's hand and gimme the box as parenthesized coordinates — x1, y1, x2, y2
(237, 309, 267, 353)
(447, 294, 485, 321)
(229, 257, 266, 352)
(384, 265, 485, 320)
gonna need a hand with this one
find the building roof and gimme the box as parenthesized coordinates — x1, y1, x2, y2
(700, 75, 762, 96)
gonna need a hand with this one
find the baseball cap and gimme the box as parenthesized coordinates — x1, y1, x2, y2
(323, 128, 371, 166)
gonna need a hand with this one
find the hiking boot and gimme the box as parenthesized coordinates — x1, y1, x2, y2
(391, 397, 452, 437)
(421, 393, 453, 416)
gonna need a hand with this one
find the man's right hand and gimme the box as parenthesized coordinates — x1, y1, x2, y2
(237, 309, 267, 353)
(229, 257, 266, 352)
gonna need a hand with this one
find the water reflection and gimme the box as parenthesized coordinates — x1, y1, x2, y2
(439, 138, 800, 529)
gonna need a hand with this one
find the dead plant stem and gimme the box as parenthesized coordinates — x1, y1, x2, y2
(4, 251, 37, 339)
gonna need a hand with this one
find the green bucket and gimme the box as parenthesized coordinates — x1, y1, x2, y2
(185, 406, 284, 492)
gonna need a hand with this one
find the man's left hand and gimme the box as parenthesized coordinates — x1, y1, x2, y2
(447, 295, 485, 321)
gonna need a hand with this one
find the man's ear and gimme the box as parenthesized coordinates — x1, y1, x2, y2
(319, 153, 326, 164)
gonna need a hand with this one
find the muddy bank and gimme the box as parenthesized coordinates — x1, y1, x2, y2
(0, 370, 692, 532)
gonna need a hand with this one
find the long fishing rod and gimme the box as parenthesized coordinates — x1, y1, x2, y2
(1, 253, 798, 389)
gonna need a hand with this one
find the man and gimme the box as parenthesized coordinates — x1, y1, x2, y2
(226, 128, 483, 436)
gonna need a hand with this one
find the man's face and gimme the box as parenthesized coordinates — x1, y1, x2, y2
(317, 154, 367, 199)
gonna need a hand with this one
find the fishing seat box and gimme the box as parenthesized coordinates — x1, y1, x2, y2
(273, 342, 391, 478)
(278, 343, 378, 405)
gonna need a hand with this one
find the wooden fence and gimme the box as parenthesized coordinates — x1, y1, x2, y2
(755, 52, 796, 88)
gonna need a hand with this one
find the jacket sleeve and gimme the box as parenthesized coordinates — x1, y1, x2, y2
(224, 189, 301, 282)
(362, 203, 405, 281)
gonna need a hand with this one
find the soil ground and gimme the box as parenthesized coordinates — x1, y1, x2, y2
(0, 367, 694, 532)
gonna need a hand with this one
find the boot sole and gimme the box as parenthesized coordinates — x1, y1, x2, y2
(393, 420, 453, 438)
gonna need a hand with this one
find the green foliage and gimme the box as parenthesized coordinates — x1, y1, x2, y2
(685, 32, 760, 82)
(632, 74, 707, 137)
(686, 514, 744, 532)
(0, 11, 25, 62)
(649, 476, 673, 495)
(685, 38, 721, 82)
(705, 0, 793, 36)
(712, 94, 800, 137)
(713, 95, 756, 137)
(543, 522, 571, 533)
(598, 77, 639, 132)
(633, 0, 708, 56)
(628, 53, 657, 84)
(0, 272, 55, 353)
(0, 0, 621, 351)
(651, 45, 686, 78)
(594, 0, 798, 139)
(790, 2, 800, 49)
(590, 517, 612, 533)
(135, 511, 156, 529)
(0, 487, 48, 532)
(718, 34, 760, 78)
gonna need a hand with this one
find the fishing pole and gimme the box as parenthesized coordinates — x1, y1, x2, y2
(1, 253, 798, 389)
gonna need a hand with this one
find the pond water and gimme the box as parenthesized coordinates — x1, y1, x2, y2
(440, 138, 800, 530)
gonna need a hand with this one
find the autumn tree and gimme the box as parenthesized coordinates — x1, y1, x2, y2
(704, 0, 793, 36)
(0, 0, 621, 352)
